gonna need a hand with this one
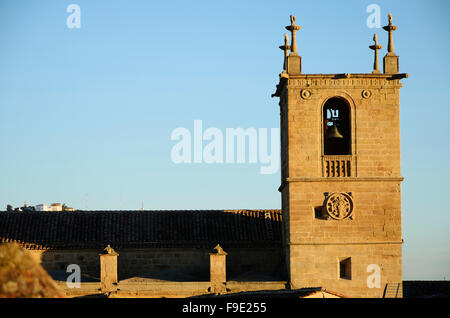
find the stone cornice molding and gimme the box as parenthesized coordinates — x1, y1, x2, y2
(278, 176, 404, 192)
(286, 240, 404, 246)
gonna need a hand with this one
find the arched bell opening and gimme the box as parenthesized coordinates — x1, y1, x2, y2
(323, 97, 351, 156)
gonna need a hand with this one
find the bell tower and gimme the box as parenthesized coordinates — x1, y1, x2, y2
(273, 14, 407, 297)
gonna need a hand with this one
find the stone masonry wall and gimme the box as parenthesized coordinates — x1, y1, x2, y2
(289, 243, 402, 298)
(27, 247, 283, 282)
(288, 181, 402, 244)
(286, 180, 402, 297)
(280, 76, 404, 297)
(285, 78, 402, 178)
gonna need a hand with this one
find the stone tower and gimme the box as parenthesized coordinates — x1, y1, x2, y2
(272, 14, 407, 298)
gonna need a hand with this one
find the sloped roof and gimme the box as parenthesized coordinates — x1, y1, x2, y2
(0, 209, 282, 250)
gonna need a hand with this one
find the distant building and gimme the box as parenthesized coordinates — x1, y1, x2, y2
(49, 203, 62, 212)
(35, 203, 74, 212)
(35, 204, 49, 211)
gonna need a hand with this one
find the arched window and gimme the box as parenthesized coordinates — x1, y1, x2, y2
(323, 97, 351, 155)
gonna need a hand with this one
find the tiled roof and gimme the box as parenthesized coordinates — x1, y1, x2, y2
(0, 209, 282, 250)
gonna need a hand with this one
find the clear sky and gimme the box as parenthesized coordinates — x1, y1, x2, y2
(0, 0, 449, 280)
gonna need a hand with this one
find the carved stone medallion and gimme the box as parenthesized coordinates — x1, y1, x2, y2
(324, 192, 354, 220)
(301, 89, 312, 99)
(362, 89, 372, 99)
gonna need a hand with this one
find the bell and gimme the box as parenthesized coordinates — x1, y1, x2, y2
(326, 124, 344, 139)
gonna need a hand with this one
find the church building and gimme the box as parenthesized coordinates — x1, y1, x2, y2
(0, 14, 407, 298)
(273, 13, 406, 298)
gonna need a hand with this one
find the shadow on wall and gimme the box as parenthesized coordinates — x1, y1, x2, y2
(226, 248, 286, 282)
(116, 248, 210, 282)
(41, 250, 100, 282)
(39, 247, 287, 283)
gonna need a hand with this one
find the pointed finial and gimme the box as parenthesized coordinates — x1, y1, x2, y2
(373, 33, 378, 45)
(290, 15, 296, 26)
(100, 244, 118, 256)
(104, 244, 117, 255)
(383, 13, 397, 56)
(369, 33, 383, 74)
(285, 15, 301, 55)
(279, 33, 290, 52)
(279, 33, 291, 75)
(284, 33, 289, 47)
(213, 244, 227, 255)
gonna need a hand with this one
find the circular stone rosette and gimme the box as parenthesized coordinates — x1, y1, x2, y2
(324, 192, 354, 220)
(362, 90, 372, 99)
(301, 89, 312, 99)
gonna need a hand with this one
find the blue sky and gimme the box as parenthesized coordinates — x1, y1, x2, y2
(0, 0, 449, 280)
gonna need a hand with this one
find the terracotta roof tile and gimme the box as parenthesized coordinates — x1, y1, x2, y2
(0, 209, 282, 250)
